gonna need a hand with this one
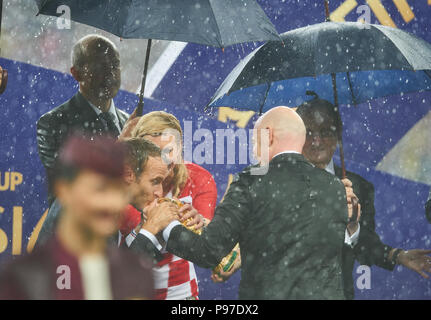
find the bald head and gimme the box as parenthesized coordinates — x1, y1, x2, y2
(71, 34, 118, 71)
(254, 106, 306, 162)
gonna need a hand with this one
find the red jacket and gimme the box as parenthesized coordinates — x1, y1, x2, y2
(119, 163, 217, 300)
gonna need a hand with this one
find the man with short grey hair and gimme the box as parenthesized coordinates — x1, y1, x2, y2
(37, 34, 129, 205)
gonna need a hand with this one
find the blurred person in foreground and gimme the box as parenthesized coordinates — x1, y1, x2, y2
(128, 106, 353, 299)
(0, 136, 154, 300)
(37, 34, 129, 206)
(296, 95, 431, 299)
(120, 111, 217, 300)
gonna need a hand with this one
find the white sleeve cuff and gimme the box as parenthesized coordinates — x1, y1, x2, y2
(344, 223, 360, 247)
(139, 229, 163, 251)
(163, 221, 182, 243)
(124, 229, 163, 251)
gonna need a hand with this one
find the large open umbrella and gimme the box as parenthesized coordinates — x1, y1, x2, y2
(207, 20, 431, 184)
(33, 0, 281, 115)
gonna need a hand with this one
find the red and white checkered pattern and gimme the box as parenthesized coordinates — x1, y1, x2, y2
(153, 252, 199, 300)
(120, 163, 217, 300)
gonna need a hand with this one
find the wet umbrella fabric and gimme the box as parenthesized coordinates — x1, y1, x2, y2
(208, 21, 431, 113)
(33, 0, 281, 115)
(34, 0, 280, 47)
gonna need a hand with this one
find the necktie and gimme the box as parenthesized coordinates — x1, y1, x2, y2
(99, 112, 120, 137)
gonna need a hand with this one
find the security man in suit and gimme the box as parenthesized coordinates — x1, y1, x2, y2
(127, 107, 354, 299)
(37, 34, 129, 204)
(296, 96, 431, 299)
(35, 34, 129, 245)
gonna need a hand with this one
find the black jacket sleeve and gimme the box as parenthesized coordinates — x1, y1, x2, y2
(166, 172, 252, 269)
(128, 234, 165, 264)
(352, 179, 394, 270)
(37, 112, 61, 170)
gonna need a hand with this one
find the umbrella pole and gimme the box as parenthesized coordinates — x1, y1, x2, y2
(330, 73, 347, 179)
(325, 1, 347, 179)
(324, 0, 330, 22)
(135, 38, 152, 117)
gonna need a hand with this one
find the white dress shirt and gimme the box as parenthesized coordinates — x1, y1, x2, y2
(81, 92, 122, 133)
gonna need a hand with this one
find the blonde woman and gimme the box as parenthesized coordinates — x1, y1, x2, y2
(120, 111, 217, 300)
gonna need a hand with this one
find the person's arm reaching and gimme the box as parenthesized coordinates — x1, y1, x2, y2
(164, 173, 251, 269)
(126, 200, 180, 263)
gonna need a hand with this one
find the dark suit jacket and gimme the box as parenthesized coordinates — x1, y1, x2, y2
(131, 153, 349, 299)
(0, 236, 154, 300)
(37, 91, 129, 190)
(335, 166, 395, 300)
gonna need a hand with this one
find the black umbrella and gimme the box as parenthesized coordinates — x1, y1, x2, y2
(207, 11, 431, 184)
(33, 0, 281, 115)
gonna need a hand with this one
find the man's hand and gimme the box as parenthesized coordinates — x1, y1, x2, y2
(141, 199, 180, 235)
(178, 203, 205, 231)
(342, 178, 361, 235)
(211, 248, 242, 283)
(396, 249, 431, 279)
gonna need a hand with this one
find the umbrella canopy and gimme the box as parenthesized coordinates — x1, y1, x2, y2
(34, 0, 280, 47)
(208, 21, 431, 112)
(34, 0, 281, 115)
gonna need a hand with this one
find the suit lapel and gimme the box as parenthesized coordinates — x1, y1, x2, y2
(72, 92, 129, 133)
(71, 92, 104, 131)
(114, 108, 129, 130)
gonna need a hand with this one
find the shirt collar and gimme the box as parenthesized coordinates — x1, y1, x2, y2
(325, 158, 335, 175)
(272, 150, 301, 160)
(79, 91, 118, 124)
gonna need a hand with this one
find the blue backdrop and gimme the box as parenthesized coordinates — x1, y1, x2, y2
(1, 0, 431, 299)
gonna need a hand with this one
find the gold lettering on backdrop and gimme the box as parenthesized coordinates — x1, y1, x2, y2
(0, 171, 23, 191)
(0, 172, 24, 255)
(392, 0, 414, 23)
(0, 206, 6, 254)
(12, 206, 22, 255)
(0, 172, 9, 191)
(331, 0, 421, 26)
(330, 0, 358, 22)
(27, 209, 48, 253)
(0, 228, 7, 254)
(218, 107, 255, 129)
(0, 206, 23, 255)
(366, 0, 397, 27)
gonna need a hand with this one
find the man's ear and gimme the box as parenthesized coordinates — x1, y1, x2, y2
(123, 165, 136, 185)
(267, 127, 274, 147)
(70, 66, 82, 82)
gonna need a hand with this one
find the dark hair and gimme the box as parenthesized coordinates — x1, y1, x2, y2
(296, 92, 342, 134)
(122, 137, 162, 178)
